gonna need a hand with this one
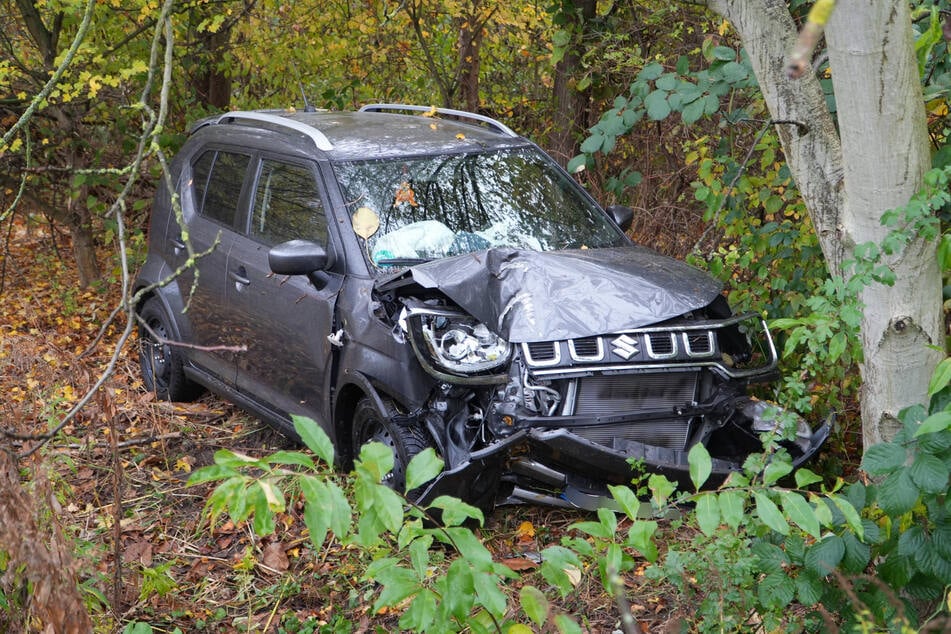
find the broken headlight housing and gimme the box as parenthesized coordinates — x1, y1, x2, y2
(402, 306, 512, 383)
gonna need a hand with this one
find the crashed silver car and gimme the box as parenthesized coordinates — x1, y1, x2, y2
(135, 104, 829, 511)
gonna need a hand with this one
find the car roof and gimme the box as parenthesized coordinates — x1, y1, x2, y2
(190, 106, 531, 161)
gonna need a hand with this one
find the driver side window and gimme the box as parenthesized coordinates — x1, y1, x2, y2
(251, 160, 327, 246)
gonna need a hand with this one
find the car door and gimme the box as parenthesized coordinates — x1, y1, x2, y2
(227, 156, 339, 427)
(170, 148, 253, 385)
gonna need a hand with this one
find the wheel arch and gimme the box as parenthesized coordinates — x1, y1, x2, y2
(333, 372, 401, 468)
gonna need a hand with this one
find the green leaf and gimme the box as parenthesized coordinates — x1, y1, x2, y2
(928, 358, 951, 399)
(204, 476, 245, 528)
(655, 73, 677, 91)
(752, 541, 788, 573)
(187, 463, 239, 486)
(688, 443, 712, 490)
(644, 90, 671, 120)
(639, 62, 664, 81)
(371, 483, 404, 533)
(554, 614, 583, 634)
(681, 98, 705, 124)
(626, 520, 658, 562)
(876, 469, 920, 516)
(695, 492, 720, 536)
(429, 495, 484, 527)
(443, 559, 475, 620)
(292, 416, 335, 465)
(473, 570, 507, 618)
(720, 61, 748, 83)
(579, 132, 605, 154)
(915, 411, 951, 437)
(758, 570, 795, 609)
(780, 491, 821, 539)
(754, 491, 789, 535)
(804, 535, 845, 577)
(251, 485, 276, 535)
(795, 571, 824, 605)
(909, 453, 950, 494)
(609, 484, 644, 520)
(399, 590, 437, 632)
(211, 449, 262, 469)
(566, 154, 587, 174)
(763, 457, 794, 485)
(648, 473, 676, 509)
(840, 532, 871, 574)
(712, 45, 737, 61)
(718, 490, 745, 530)
(405, 448, 442, 491)
(370, 563, 419, 612)
(357, 442, 395, 483)
(539, 546, 583, 597)
(267, 450, 315, 470)
(794, 468, 824, 488)
(520, 585, 549, 626)
(861, 442, 907, 475)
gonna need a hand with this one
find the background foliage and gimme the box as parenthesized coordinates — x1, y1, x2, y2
(0, 0, 949, 631)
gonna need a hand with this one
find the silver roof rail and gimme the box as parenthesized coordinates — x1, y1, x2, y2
(359, 103, 518, 138)
(204, 111, 334, 151)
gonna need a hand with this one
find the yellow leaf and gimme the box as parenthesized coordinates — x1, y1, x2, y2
(515, 521, 535, 540)
(421, 105, 438, 117)
(564, 564, 582, 586)
(718, 20, 731, 36)
(455, 133, 465, 140)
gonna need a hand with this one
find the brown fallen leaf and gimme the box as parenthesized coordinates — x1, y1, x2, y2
(262, 541, 289, 572)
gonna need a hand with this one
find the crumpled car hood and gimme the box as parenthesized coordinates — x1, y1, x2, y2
(377, 247, 723, 343)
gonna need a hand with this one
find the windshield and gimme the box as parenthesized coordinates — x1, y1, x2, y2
(332, 147, 626, 269)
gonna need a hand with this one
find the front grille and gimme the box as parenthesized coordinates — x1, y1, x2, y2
(525, 341, 559, 365)
(567, 372, 698, 449)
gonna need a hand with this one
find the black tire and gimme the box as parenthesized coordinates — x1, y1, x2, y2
(138, 297, 203, 401)
(351, 397, 434, 494)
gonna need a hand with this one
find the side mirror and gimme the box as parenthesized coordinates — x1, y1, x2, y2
(605, 205, 634, 232)
(268, 239, 328, 275)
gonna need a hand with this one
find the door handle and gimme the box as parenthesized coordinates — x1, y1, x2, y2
(171, 237, 186, 255)
(229, 267, 250, 287)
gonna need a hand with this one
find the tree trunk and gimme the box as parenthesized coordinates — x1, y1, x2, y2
(825, 0, 942, 446)
(456, 3, 485, 113)
(550, 0, 596, 168)
(706, 0, 942, 447)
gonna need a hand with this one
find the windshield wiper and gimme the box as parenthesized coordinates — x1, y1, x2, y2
(376, 257, 432, 267)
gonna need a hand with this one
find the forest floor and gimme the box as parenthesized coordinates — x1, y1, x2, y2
(0, 216, 851, 634)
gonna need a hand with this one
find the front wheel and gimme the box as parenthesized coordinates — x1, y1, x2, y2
(138, 297, 203, 402)
(351, 397, 434, 495)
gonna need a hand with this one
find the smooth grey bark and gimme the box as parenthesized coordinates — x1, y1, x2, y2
(706, 0, 942, 448)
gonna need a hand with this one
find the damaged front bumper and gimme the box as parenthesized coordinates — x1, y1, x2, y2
(416, 407, 832, 511)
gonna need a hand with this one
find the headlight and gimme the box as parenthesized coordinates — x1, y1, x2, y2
(403, 307, 512, 382)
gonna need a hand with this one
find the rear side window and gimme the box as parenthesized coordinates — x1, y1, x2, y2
(251, 159, 328, 246)
(191, 150, 250, 229)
